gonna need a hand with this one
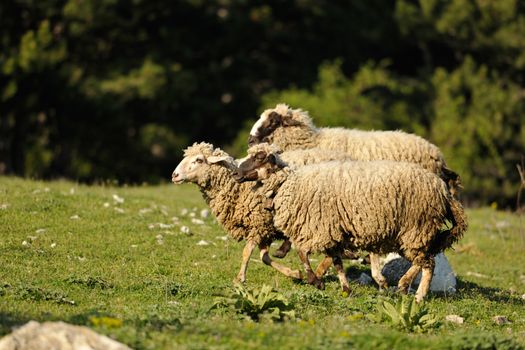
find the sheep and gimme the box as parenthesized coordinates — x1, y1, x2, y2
(234, 143, 467, 302)
(247, 104, 461, 196)
(171, 142, 302, 284)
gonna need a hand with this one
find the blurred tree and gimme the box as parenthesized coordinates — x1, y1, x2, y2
(1, 0, 524, 205)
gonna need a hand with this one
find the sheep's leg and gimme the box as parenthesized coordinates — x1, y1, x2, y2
(314, 256, 333, 278)
(234, 240, 257, 284)
(397, 265, 421, 294)
(259, 243, 302, 280)
(332, 255, 351, 294)
(272, 238, 292, 259)
(297, 250, 324, 289)
(415, 257, 435, 303)
(369, 253, 388, 290)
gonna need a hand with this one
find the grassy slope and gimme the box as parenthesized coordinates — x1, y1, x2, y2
(0, 176, 524, 349)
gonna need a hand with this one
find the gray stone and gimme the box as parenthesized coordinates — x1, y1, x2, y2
(381, 252, 457, 293)
(0, 321, 131, 350)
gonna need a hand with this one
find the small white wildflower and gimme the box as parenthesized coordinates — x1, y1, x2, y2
(196, 240, 210, 246)
(35, 228, 46, 234)
(0, 204, 8, 210)
(130, 244, 138, 248)
(112, 194, 124, 204)
(28, 236, 37, 241)
(103, 202, 110, 208)
(114, 207, 125, 214)
(216, 235, 228, 241)
(32, 189, 41, 194)
(22, 240, 30, 247)
(44, 187, 50, 192)
(171, 216, 179, 222)
(191, 218, 205, 225)
(200, 209, 210, 218)
(163, 231, 175, 235)
(157, 239, 164, 245)
(180, 208, 188, 216)
(160, 206, 169, 216)
(156, 234, 163, 240)
(77, 256, 86, 262)
(50, 243, 57, 248)
(212, 254, 217, 259)
(159, 223, 173, 229)
(192, 207, 197, 212)
(521, 293, 525, 301)
(167, 300, 180, 306)
(189, 212, 196, 218)
(180, 226, 190, 235)
(70, 214, 80, 220)
(69, 188, 75, 194)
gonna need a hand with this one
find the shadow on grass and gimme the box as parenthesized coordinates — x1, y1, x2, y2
(453, 278, 524, 305)
(0, 312, 32, 336)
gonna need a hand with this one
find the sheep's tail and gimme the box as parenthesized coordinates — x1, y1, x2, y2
(431, 195, 468, 254)
(441, 165, 462, 197)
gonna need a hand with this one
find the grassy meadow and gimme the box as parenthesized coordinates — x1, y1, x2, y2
(0, 176, 524, 349)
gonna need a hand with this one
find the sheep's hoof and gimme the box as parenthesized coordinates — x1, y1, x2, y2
(397, 285, 409, 295)
(290, 270, 303, 280)
(341, 285, 351, 296)
(272, 249, 288, 259)
(233, 276, 246, 285)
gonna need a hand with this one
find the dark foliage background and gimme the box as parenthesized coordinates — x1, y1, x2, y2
(1, 0, 524, 207)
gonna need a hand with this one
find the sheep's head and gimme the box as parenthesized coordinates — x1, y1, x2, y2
(172, 142, 236, 186)
(247, 104, 304, 146)
(233, 143, 286, 182)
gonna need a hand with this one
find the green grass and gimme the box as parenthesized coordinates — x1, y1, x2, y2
(0, 176, 524, 349)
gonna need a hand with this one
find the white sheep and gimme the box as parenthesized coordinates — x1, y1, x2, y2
(235, 144, 467, 302)
(248, 104, 461, 196)
(171, 142, 302, 284)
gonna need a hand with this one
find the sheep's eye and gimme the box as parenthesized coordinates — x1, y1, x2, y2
(255, 152, 266, 161)
(195, 158, 204, 164)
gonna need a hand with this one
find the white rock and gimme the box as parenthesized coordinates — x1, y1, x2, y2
(445, 315, 464, 324)
(0, 320, 131, 350)
(191, 218, 205, 225)
(381, 252, 457, 293)
(196, 240, 210, 246)
(112, 194, 124, 204)
(200, 209, 210, 218)
(357, 273, 373, 285)
(493, 315, 511, 325)
(466, 271, 489, 278)
(139, 208, 153, 215)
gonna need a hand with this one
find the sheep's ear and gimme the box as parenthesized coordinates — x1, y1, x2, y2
(207, 155, 232, 164)
(282, 116, 302, 127)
